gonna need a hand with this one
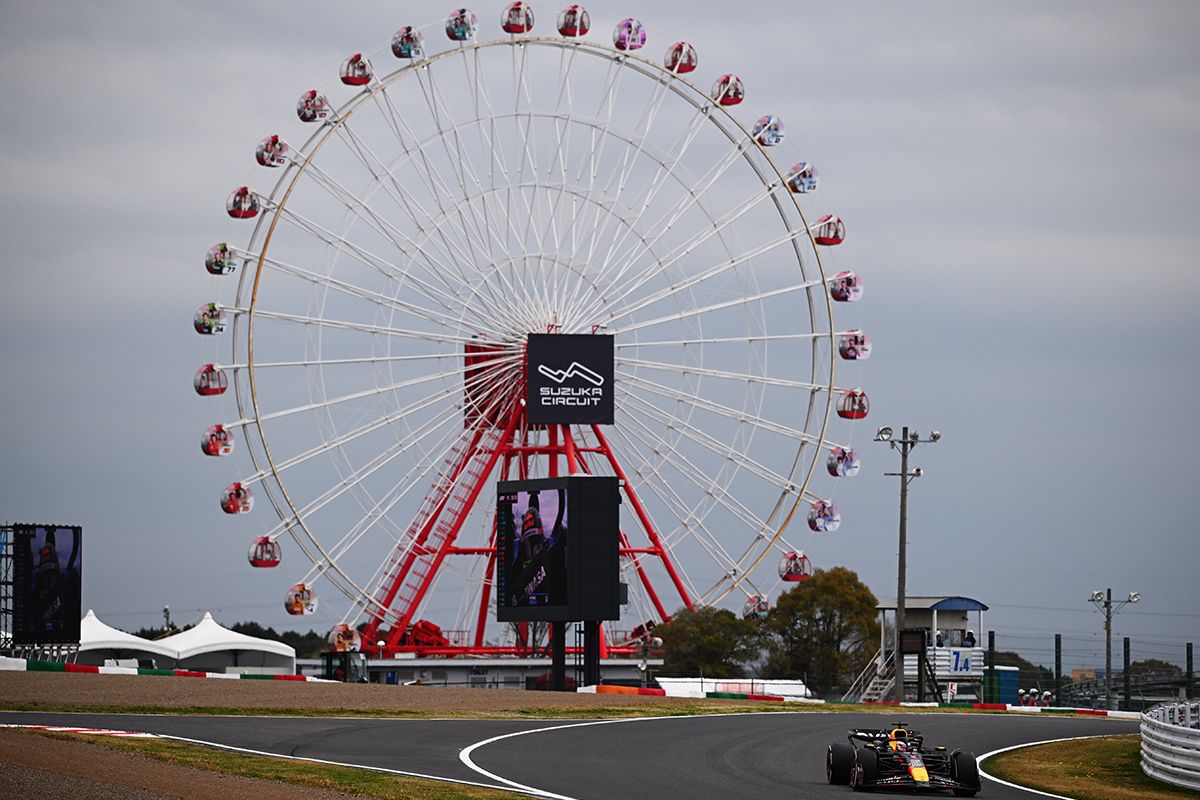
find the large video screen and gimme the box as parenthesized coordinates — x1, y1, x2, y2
(12, 524, 83, 645)
(495, 476, 622, 623)
(497, 486, 569, 610)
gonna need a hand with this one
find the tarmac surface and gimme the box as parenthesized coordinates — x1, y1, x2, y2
(0, 708, 1139, 798)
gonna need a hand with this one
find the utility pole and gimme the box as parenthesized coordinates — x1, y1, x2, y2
(1088, 588, 1140, 710)
(875, 425, 940, 703)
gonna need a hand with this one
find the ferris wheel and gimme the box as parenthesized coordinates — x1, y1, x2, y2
(194, 3, 870, 654)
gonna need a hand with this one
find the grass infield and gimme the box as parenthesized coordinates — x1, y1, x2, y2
(982, 734, 1199, 800)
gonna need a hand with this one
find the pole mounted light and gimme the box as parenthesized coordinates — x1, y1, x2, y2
(1088, 588, 1140, 710)
(875, 425, 941, 703)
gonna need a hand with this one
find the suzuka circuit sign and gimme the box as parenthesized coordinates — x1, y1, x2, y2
(526, 333, 614, 425)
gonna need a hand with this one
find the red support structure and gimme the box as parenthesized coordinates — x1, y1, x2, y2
(357, 342, 693, 657)
(592, 424, 694, 614)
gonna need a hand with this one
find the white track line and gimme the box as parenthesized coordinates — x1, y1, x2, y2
(459, 713, 801, 799)
(8, 724, 539, 799)
(977, 734, 1132, 799)
(155, 734, 541, 796)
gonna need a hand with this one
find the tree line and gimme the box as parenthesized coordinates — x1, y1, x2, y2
(654, 565, 881, 696)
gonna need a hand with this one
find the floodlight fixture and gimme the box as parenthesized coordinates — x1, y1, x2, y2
(929, 431, 941, 442)
(875, 426, 893, 442)
(1128, 592, 1140, 604)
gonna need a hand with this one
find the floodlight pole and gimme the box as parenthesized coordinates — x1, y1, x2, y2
(877, 426, 939, 703)
(1089, 587, 1140, 710)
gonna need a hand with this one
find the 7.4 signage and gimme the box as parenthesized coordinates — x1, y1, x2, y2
(526, 333, 614, 425)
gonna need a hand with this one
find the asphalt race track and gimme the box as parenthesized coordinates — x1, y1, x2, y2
(1, 709, 1138, 798)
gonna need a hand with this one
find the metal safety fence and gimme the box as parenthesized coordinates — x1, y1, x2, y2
(1141, 701, 1200, 791)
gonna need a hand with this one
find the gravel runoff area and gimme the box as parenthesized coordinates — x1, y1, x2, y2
(0, 671, 689, 798)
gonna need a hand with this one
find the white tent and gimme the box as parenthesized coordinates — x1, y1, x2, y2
(157, 612, 295, 674)
(76, 609, 177, 667)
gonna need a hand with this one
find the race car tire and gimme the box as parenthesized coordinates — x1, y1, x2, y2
(951, 750, 980, 797)
(852, 747, 878, 791)
(827, 742, 855, 785)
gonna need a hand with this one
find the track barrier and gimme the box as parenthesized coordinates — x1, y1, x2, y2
(1141, 701, 1200, 791)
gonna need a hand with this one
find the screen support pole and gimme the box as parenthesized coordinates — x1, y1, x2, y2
(551, 621, 567, 691)
(583, 619, 602, 687)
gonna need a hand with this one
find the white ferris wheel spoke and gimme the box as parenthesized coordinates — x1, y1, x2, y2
(366, 87, 518, 315)
(558, 97, 715, 322)
(617, 370, 824, 446)
(609, 413, 760, 593)
(575, 63, 676, 298)
(629, 387, 834, 512)
(297, 417, 472, 594)
(602, 228, 819, 327)
(297, 155, 493, 308)
(576, 136, 759, 314)
(414, 65, 527, 281)
(288, 412, 470, 604)
(614, 331, 829, 348)
(254, 365, 515, 551)
(604, 423, 741, 580)
(236, 367, 499, 487)
(457, 47, 554, 320)
(220, 352, 459, 371)
(458, 49, 527, 268)
(233, 358, 513, 430)
(620, 392, 803, 514)
(532, 44, 578, 287)
(616, 356, 828, 392)
(248, 307, 480, 345)
(246, 247, 476, 333)
(270, 204, 509, 330)
(307, 156, 513, 319)
(330, 119, 497, 301)
(578, 179, 785, 327)
(567, 57, 627, 284)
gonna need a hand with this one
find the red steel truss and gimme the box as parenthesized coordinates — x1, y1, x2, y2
(359, 344, 693, 656)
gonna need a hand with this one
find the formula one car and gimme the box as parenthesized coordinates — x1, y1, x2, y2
(825, 723, 981, 796)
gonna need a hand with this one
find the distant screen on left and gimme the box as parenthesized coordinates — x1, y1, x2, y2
(12, 525, 82, 645)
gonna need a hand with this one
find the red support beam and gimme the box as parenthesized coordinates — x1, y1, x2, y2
(362, 425, 486, 644)
(384, 402, 523, 650)
(592, 424, 694, 613)
(358, 344, 696, 657)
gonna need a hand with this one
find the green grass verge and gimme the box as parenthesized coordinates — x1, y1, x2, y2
(982, 734, 1200, 800)
(0, 697, 1044, 720)
(22, 729, 518, 800)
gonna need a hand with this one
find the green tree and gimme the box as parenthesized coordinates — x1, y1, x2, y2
(760, 566, 879, 694)
(656, 606, 759, 678)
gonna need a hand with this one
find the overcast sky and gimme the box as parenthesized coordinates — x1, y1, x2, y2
(1, 1, 1196, 671)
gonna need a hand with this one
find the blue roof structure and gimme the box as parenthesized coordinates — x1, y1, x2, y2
(876, 596, 989, 612)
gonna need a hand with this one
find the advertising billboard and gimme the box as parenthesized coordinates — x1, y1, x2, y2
(526, 333, 614, 425)
(12, 524, 82, 645)
(496, 476, 622, 622)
